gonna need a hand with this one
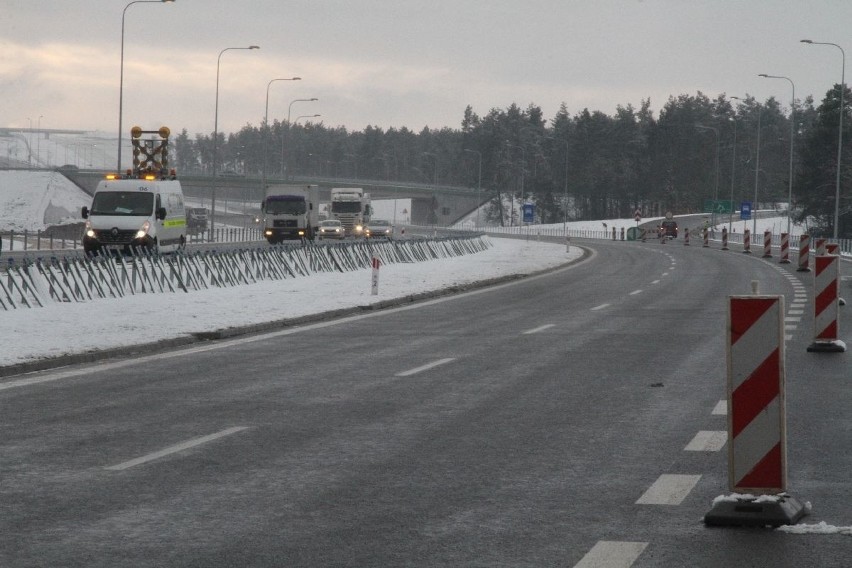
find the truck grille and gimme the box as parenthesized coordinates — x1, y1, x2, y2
(273, 220, 298, 228)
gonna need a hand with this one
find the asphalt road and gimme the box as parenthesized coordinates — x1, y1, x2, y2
(2, 238, 850, 567)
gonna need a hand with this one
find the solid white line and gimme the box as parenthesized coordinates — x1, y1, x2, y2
(712, 400, 727, 415)
(591, 303, 611, 311)
(573, 541, 648, 568)
(105, 426, 248, 471)
(629, 289, 643, 296)
(651, 280, 661, 285)
(636, 474, 702, 505)
(395, 358, 456, 377)
(684, 431, 728, 452)
(522, 324, 556, 335)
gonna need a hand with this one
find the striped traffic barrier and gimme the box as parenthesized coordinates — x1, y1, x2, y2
(703, 228, 709, 248)
(797, 234, 811, 272)
(722, 227, 729, 251)
(762, 231, 772, 258)
(371, 256, 380, 295)
(705, 294, 806, 527)
(826, 243, 839, 255)
(684, 228, 690, 246)
(641, 228, 647, 243)
(815, 238, 827, 256)
(742, 229, 752, 254)
(807, 255, 846, 352)
(779, 233, 790, 264)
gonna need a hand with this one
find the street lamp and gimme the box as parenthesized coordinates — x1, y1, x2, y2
(283, 98, 318, 179)
(421, 152, 438, 184)
(118, 0, 175, 172)
(506, 142, 525, 225)
(262, 77, 301, 191)
(752, 105, 763, 237)
(290, 115, 320, 178)
(36, 115, 43, 167)
(728, 96, 742, 233)
(801, 39, 845, 239)
(545, 136, 570, 235)
(210, 45, 260, 237)
(695, 124, 721, 226)
(463, 149, 482, 229)
(759, 74, 796, 236)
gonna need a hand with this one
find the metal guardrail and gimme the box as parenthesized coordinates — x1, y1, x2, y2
(1, 236, 490, 311)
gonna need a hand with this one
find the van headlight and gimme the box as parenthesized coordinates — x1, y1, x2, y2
(84, 220, 95, 238)
(135, 220, 151, 239)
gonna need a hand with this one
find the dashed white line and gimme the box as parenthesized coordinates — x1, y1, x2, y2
(573, 541, 648, 568)
(636, 474, 702, 505)
(685, 431, 728, 452)
(651, 280, 661, 285)
(712, 400, 727, 415)
(105, 426, 249, 471)
(522, 324, 556, 335)
(785, 316, 802, 323)
(591, 303, 611, 311)
(629, 289, 643, 296)
(789, 309, 804, 316)
(395, 358, 456, 377)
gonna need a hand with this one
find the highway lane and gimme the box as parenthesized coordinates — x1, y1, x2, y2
(2, 238, 850, 567)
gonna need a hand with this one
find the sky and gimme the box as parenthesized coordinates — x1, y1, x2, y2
(2, 1, 852, 138)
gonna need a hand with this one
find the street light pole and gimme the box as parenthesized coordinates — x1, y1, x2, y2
(695, 124, 721, 226)
(801, 39, 845, 239)
(759, 74, 796, 236)
(753, 106, 763, 237)
(290, 114, 320, 178)
(506, 142, 525, 225)
(262, 77, 301, 191)
(118, 0, 174, 172)
(36, 115, 43, 167)
(283, 98, 318, 179)
(210, 45, 259, 238)
(728, 96, 742, 233)
(545, 136, 570, 235)
(463, 149, 482, 229)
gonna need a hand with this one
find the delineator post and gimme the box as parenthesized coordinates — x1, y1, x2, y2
(779, 233, 790, 264)
(807, 255, 846, 352)
(797, 234, 811, 272)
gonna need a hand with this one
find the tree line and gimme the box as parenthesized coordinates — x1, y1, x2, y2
(171, 87, 851, 236)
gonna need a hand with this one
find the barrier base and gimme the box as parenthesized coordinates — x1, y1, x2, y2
(796, 267, 811, 272)
(704, 494, 808, 528)
(779, 259, 791, 264)
(807, 339, 847, 353)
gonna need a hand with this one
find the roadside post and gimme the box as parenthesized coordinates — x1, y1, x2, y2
(371, 257, 380, 296)
(704, 294, 807, 527)
(703, 228, 709, 248)
(684, 228, 690, 246)
(807, 255, 846, 352)
(779, 233, 790, 264)
(742, 229, 751, 254)
(721, 227, 729, 251)
(762, 231, 772, 258)
(797, 234, 811, 272)
(815, 238, 827, 256)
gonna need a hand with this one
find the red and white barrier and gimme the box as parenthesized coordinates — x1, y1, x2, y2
(742, 229, 751, 254)
(727, 295, 787, 492)
(763, 231, 772, 258)
(779, 233, 790, 264)
(703, 228, 709, 248)
(371, 256, 380, 296)
(684, 228, 690, 246)
(705, 294, 806, 527)
(826, 243, 839, 255)
(797, 234, 811, 272)
(722, 227, 729, 251)
(807, 255, 846, 352)
(815, 238, 827, 256)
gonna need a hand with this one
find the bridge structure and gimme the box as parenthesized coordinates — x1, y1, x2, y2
(60, 170, 486, 227)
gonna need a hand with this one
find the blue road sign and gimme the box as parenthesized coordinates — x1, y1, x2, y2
(740, 201, 752, 220)
(522, 203, 535, 223)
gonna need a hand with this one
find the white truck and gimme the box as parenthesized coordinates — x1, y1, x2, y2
(81, 126, 186, 256)
(261, 184, 320, 243)
(330, 187, 372, 237)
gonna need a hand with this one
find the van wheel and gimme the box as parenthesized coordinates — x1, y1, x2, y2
(178, 235, 186, 252)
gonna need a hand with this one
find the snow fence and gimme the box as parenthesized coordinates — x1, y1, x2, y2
(0, 236, 490, 310)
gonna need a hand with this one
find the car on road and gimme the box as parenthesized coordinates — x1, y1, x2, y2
(317, 219, 344, 240)
(364, 219, 394, 240)
(660, 219, 678, 238)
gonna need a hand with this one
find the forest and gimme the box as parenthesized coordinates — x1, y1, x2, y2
(171, 86, 851, 237)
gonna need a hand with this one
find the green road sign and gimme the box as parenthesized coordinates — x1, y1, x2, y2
(703, 200, 734, 214)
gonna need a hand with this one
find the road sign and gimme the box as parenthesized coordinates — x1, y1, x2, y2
(740, 201, 752, 220)
(634, 209, 642, 222)
(703, 200, 734, 214)
(522, 203, 535, 223)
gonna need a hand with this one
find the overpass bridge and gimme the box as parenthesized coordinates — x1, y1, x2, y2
(60, 171, 485, 226)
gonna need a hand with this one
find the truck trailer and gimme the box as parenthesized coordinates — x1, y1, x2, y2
(261, 184, 320, 243)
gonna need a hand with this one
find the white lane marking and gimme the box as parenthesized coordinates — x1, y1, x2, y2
(573, 541, 648, 568)
(789, 309, 804, 316)
(785, 316, 801, 323)
(105, 426, 248, 471)
(395, 358, 456, 377)
(662, 272, 669, 277)
(712, 400, 727, 415)
(636, 474, 702, 505)
(629, 289, 643, 296)
(684, 431, 728, 452)
(651, 280, 661, 285)
(522, 324, 556, 335)
(591, 303, 611, 311)
(785, 334, 794, 342)
(785, 324, 798, 330)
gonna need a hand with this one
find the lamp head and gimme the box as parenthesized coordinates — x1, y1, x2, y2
(758, 73, 768, 77)
(249, 45, 260, 50)
(801, 39, 813, 44)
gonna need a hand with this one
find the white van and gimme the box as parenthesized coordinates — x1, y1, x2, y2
(81, 174, 187, 256)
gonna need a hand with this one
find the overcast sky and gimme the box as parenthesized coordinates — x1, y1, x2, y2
(2, 1, 851, 137)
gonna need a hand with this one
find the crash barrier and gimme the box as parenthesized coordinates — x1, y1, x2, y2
(0, 227, 265, 253)
(807, 254, 845, 353)
(722, 228, 729, 250)
(705, 294, 806, 527)
(763, 231, 772, 258)
(703, 229, 709, 248)
(780, 233, 790, 264)
(684, 228, 690, 246)
(0, 236, 490, 311)
(742, 229, 752, 254)
(797, 234, 811, 272)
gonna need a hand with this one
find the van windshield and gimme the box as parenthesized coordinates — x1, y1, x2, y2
(90, 191, 154, 216)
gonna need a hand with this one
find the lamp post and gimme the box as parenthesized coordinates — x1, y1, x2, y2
(801, 39, 845, 239)
(26, 117, 32, 167)
(283, 98, 318, 179)
(421, 152, 438, 184)
(118, 0, 175, 172)
(695, 124, 721, 226)
(290, 114, 320, 178)
(759, 74, 796, 236)
(753, 105, 763, 236)
(463, 149, 482, 229)
(262, 77, 301, 191)
(506, 142, 525, 225)
(36, 115, 43, 167)
(545, 136, 569, 235)
(210, 45, 259, 238)
(728, 96, 742, 233)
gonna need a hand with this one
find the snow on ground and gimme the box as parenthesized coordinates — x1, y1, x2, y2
(0, 170, 90, 232)
(0, 238, 580, 368)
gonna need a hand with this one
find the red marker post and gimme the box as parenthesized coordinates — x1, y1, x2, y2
(371, 257, 380, 296)
(807, 255, 846, 352)
(779, 233, 790, 264)
(797, 234, 811, 272)
(704, 295, 807, 527)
